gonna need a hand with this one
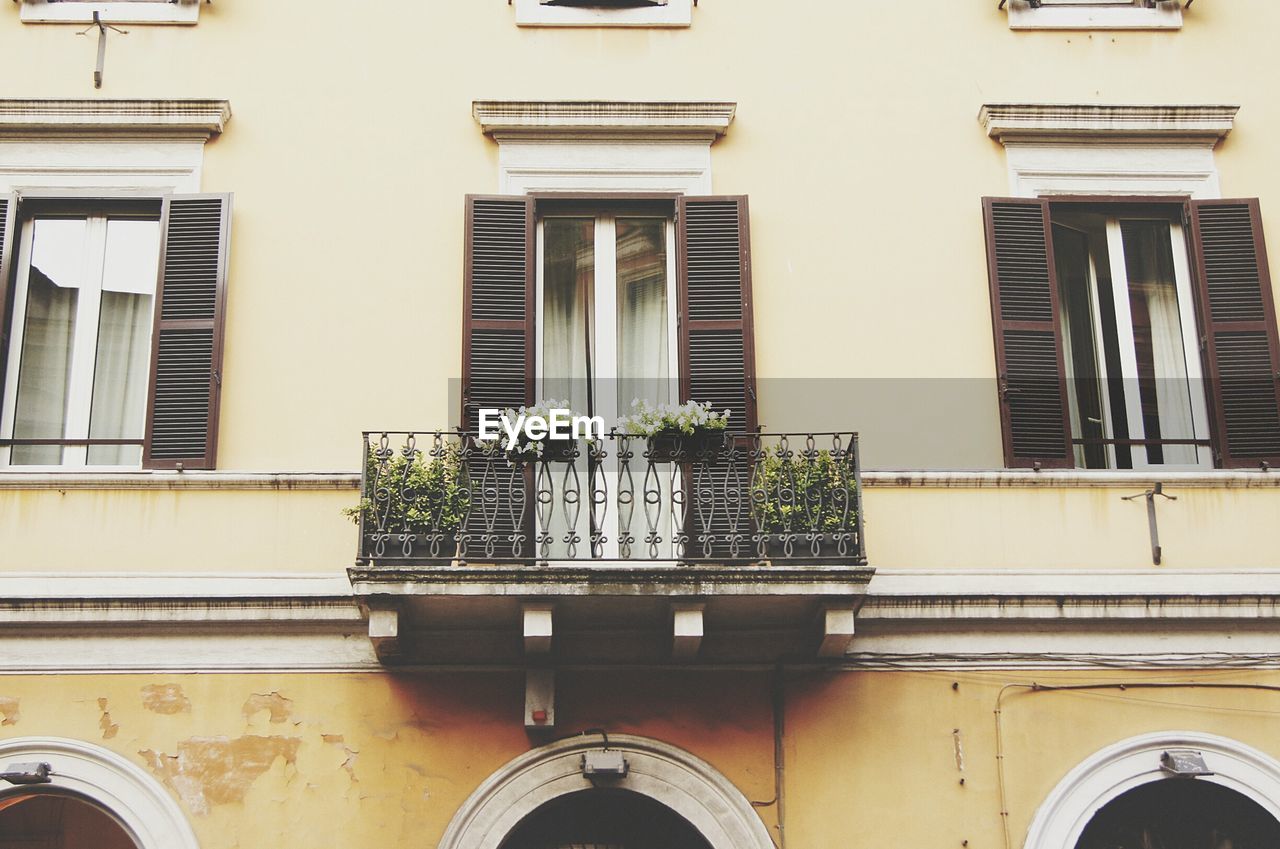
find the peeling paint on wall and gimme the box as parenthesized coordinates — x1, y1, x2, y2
(242, 691, 293, 724)
(323, 733, 359, 783)
(139, 735, 301, 816)
(98, 697, 119, 739)
(0, 697, 18, 726)
(142, 684, 192, 715)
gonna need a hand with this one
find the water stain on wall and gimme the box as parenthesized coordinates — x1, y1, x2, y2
(140, 735, 302, 816)
(142, 684, 192, 715)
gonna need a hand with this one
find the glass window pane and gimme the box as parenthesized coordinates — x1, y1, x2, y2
(10, 218, 87, 465)
(1121, 219, 1200, 465)
(542, 217, 595, 413)
(100, 218, 161, 295)
(615, 217, 670, 412)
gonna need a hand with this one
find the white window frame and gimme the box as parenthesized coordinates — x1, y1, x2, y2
(1006, 0, 1183, 30)
(17, 0, 201, 25)
(0, 208, 161, 470)
(514, 0, 691, 28)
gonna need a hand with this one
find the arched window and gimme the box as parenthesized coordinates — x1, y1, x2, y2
(1076, 779, 1280, 849)
(0, 792, 139, 849)
(0, 738, 198, 849)
(500, 788, 711, 849)
(1026, 732, 1280, 849)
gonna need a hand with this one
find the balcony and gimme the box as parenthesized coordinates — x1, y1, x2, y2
(347, 430, 874, 666)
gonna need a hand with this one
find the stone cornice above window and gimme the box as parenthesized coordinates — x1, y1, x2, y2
(980, 103, 1239, 145)
(0, 99, 231, 140)
(473, 100, 736, 143)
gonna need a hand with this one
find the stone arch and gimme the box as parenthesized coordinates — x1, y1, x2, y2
(1024, 731, 1280, 849)
(0, 737, 199, 849)
(438, 734, 774, 849)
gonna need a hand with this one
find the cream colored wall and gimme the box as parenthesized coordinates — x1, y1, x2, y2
(4, 0, 1279, 471)
(5, 480, 1280, 573)
(2, 668, 1278, 849)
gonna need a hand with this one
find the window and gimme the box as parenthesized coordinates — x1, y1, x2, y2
(0, 794, 140, 849)
(17, 0, 202, 25)
(461, 194, 756, 558)
(1006, 0, 1183, 30)
(537, 202, 678, 426)
(1050, 204, 1210, 469)
(0, 194, 232, 470)
(513, 0, 692, 28)
(983, 197, 1280, 470)
(1, 202, 160, 467)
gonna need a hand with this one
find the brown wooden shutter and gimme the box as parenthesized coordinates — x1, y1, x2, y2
(143, 193, 232, 471)
(1189, 199, 1280, 468)
(461, 195, 535, 561)
(0, 194, 16, 390)
(982, 197, 1073, 469)
(461, 195, 535, 428)
(677, 195, 757, 560)
(677, 195, 757, 434)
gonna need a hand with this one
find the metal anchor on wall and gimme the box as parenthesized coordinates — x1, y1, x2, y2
(77, 12, 128, 89)
(1122, 482, 1177, 566)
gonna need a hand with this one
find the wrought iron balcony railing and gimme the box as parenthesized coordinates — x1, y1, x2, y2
(354, 430, 865, 565)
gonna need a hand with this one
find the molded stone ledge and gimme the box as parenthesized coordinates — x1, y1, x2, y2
(474, 100, 736, 142)
(979, 103, 1238, 144)
(0, 100, 232, 139)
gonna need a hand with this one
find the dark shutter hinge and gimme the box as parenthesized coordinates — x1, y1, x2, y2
(1200, 334, 1208, 353)
(212, 369, 221, 386)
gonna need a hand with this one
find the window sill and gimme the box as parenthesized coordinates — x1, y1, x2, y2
(1006, 2, 1182, 31)
(513, 0, 691, 28)
(0, 471, 360, 490)
(17, 1, 201, 25)
(861, 470, 1280, 488)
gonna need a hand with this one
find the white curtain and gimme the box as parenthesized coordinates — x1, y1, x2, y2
(616, 217, 672, 411)
(88, 291, 154, 465)
(11, 266, 76, 466)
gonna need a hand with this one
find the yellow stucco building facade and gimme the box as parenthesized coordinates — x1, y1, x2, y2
(2, 2, 1280, 848)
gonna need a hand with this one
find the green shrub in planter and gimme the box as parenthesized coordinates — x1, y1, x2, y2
(751, 448, 858, 535)
(345, 442, 469, 537)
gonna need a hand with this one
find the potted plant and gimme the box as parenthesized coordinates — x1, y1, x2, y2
(750, 447, 859, 559)
(619, 400, 731, 463)
(346, 440, 469, 557)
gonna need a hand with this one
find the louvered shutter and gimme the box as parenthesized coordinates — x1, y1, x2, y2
(678, 195, 758, 434)
(1189, 199, 1280, 468)
(0, 194, 16, 390)
(143, 194, 232, 470)
(982, 197, 1073, 469)
(461, 196, 535, 561)
(678, 196, 757, 560)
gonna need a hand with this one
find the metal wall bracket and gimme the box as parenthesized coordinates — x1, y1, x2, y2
(1123, 482, 1177, 566)
(77, 12, 128, 90)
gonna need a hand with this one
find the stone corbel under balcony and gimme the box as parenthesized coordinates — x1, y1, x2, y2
(347, 562, 873, 665)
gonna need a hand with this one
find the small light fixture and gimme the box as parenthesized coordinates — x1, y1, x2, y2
(1161, 750, 1213, 778)
(582, 750, 628, 779)
(0, 762, 53, 786)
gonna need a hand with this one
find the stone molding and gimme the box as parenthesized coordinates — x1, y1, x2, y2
(0, 100, 231, 139)
(474, 100, 736, 142)
(980, 103, 1238, 144)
